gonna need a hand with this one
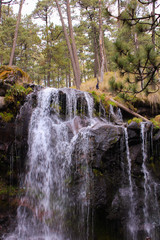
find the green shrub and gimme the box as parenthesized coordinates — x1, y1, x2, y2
(0, 112, 14, 122)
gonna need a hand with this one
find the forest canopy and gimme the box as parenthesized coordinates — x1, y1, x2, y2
(0, 0, 160, 93)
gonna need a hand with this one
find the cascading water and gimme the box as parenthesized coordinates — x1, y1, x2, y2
(141, 122, 160, 239)
(3, 87, 160, 240)
(4, 88, 95, 240)
(124, 128, 137, 240)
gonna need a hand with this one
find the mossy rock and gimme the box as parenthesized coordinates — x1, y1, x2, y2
(128, 117, 143, 125)
(0, 66, 32, 84)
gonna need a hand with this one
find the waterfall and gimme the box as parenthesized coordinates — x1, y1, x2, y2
(124, 128, 137, 240)
(141, 122, 160, 239)
(109, 105, 123, 124)
(4, 88, 95, 240)
(3, 87, 160, 240)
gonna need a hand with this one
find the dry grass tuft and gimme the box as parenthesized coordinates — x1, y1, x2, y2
(80, 72, 125, 94)
(81, 71, 160, 106)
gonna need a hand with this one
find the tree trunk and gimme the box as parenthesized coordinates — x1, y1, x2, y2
(152, 0, 156, 50)
(93, 26, 100, 78)
(99, 0, 104, 82)
(117, 0, 121, 28)
(0, 0, 2, 23)
(102, 32, 108, 72)
(9, 0, 24, 66)
(66, 0, 81, 85)
(68, 64, 71, 87)
(45, 10, 50, 87)
(55, 0, 80, 89)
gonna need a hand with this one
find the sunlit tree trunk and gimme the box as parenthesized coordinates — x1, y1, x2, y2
(9, 0, 24, 66)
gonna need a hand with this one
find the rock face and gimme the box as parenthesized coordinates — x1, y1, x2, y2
(70, 120, 160, 240)
(0, 87, 160, 240)
(0, 90, 38, 238)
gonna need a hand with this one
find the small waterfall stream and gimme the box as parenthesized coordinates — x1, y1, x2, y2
(141, 122, 160, 239)
(124, 128, 137, 240)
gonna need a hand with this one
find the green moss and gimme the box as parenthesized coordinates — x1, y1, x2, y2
(3, 84, 33, 117)
(150, 119, 160, 129)
(0, 112, 14, 122)
(93, 168, 103, 177)
(107, 100, 117, 107)
(6, 84, 27, 97)
(91, 91, 100, 103)
(100, 93, 106, 102)
(128, 117, 143, 125)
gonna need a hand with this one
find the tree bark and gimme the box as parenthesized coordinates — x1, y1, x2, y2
(102, 32, 108, 72)
(93, 26, 100, 78)
(0, 0, 2, 23)
(99, 0, 104, 82)
(9, 0, 24, 66)
(55, 0, 80, 89)
(45, 9, 50, 87)
(117, 0, 121, 28)
(152, 0, 156, 50)
(66, 0, 81, 85)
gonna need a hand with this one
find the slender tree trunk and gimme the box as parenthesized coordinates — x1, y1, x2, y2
(0, 0, 2, 23)
(55, 0, 80, 89)
(102, 32, 108, 72)
(58, 68, 60, 88)
(68, 64, 71, 87)
(152, 0, 156, 50)
(9, 0, 24, 66)
(45, 11, 50, 87)
(117, 0, 121, 28)
(65, 70, 68, 87)
(93, 26, 100, 78)
(66, 0, 81, 85)
(99, 0, 104, 82)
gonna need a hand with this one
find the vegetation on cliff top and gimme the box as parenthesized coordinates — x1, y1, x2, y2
(0, 66, 33, 123)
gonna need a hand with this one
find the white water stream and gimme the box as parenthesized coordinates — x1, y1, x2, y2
(141, 122, 160, 239)
(4, 88, 95, 240)
(124, 128, 137, 240)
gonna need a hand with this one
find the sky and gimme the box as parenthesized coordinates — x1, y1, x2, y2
(12, 0, 160, 25)
(13, 0, 37, 15)
(12, 0, 60, 25)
